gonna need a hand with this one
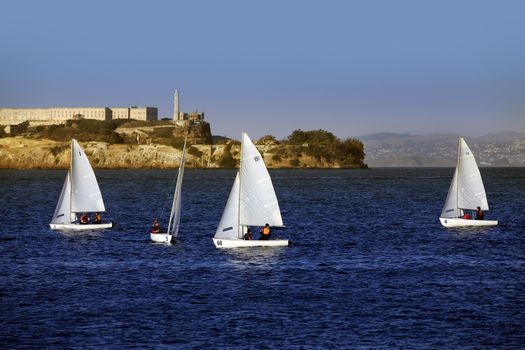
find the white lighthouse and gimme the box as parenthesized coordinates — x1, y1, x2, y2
(173, 89, 180, 120)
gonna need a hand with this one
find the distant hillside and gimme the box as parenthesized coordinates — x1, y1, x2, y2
(359, 132, 525, 167)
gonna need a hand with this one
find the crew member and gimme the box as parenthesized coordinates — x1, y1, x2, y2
(93, 212, 102, 224)
(475, 206, 484, 220)
(244, 228, 253, 240)
(259, 223, 271, 240)
(80, 213, 89, 224)
(151, 220, 161, 234)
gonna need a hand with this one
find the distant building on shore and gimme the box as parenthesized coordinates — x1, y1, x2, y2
(0, 106, 158, 126)
(172, 89, 204, 126)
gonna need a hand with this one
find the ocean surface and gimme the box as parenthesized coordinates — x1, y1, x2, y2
(0, 168, 524, 349)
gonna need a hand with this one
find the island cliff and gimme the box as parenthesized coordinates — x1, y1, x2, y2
(0, 120, 366, 169)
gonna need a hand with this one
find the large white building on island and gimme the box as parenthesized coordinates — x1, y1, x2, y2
(0, 90, 203, 127)
(0, 106, 158, 126)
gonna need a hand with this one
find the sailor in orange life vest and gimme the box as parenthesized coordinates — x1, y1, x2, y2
(151, 220, 161, 234)
(259, 223, 271, 240)
(80, 213, 89, 224)
(93, 212, 102, 224)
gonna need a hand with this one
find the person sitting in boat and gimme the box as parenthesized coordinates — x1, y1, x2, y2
(244, 228, 253, 240)
(462, 211, 471, 220)
(475, 207, 484, 220)
(151, 220, 162, 234)
(93, 212, 102, 224)
(259, 223, 271, 240)
(80, 213, 89, 224)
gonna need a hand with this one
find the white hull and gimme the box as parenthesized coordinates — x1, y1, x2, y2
(150, 233, 173, 243)
(213, 238, 289, 249)
(50, 222, 113, 230)
(439, 218, 498, 228)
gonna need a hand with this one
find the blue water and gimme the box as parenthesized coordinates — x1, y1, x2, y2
(0, 168, 524, 349)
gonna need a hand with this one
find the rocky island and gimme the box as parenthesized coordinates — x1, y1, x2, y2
(0, 119, 366, 169)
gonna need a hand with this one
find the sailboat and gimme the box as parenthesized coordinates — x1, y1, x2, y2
(49, 139, 113, 230)
(439, 137, 498, 227)
(213, 132, 289, 248)
(150, 139, 187, 243)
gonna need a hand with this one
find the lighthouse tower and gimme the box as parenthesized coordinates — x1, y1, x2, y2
(173, 89, 180, 120)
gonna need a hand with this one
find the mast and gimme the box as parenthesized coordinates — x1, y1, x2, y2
(456, 138, 460, 216)
(69, 140, 73, 223)
(167, 137, 187, 235)
(237, 132, 243, 238)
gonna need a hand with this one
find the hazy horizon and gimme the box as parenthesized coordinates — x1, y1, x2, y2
(1, 0, 524, 140)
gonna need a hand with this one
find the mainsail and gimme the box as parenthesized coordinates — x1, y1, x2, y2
(441, 138, 489, 218)
(167, 140, 187, 237)
(70, 139, 106, 213)
(239, 133, 283, 228)
(456, 138, 488, 211)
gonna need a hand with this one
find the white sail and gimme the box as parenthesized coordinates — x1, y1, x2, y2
(70, 139, 106, 213)
(441, 167, 459, 218)
(239, 133, 283, 227)
(167, 140, 187, 237)
(457, 138, 489, 211)
(215, 172, 241, 239)
(51, 172, 76, 224)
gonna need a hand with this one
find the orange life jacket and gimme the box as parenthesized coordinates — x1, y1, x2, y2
(262, 227, 270, 235)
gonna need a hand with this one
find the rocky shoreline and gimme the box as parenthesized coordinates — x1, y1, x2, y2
(0, 137, 367, 169)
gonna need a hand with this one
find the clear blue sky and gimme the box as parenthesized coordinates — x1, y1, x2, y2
(1, 0, 524, 140)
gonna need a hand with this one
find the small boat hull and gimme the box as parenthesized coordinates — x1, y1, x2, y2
(49, 222, 113, 230)
(212, 238, 289, 249)
(439, 218, 498, 228)
(150, 233, 173, 243)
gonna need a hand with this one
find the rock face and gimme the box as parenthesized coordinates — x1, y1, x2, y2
(114, 121, 213, 145)
(0, 137, 366, 169)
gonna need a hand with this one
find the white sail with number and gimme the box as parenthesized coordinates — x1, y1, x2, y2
(215, 172, 241, 239)
(70, 139, 106, 213)
(239, 133, 284, 228)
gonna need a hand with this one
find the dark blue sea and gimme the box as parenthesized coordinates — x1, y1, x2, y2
(1, 168, 524, 349)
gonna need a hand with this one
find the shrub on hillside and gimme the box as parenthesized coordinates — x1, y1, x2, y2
(26, 120, 124, 143)
(257, 135, 279, 145)
(188, 146, 203, 158)
(290, 158, 300, 167)
(284, 129, 365, 166)
(152, 127, 175, 138)
(218, 144, 238, 168)
(159, 137, 186, 149)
